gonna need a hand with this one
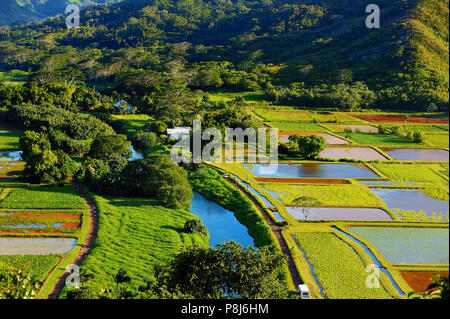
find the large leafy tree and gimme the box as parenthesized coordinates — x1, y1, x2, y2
(20, 130, 75, 184)
(143, 241, 289, 299)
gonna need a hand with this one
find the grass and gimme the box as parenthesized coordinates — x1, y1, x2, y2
(266, 122, 329, 132)
(345, 133, 415, 146)
(111, 114, 153, 139)
(372, 163, 447, 184)
(0, 69, 29, 85)
(348, 227, 449, 265)
(424, 134, 449, 147)
(263, 184, 385, 208)
(294, 233, 392, 299)
(207, 90, 267, 104)
(0, 186, 87, 209)
(0, 255, 61, 281)
(0, 132, 22, 150)
(71, 194, 208, 293)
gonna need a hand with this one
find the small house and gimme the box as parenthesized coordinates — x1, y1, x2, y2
(113, 100, 135, 113)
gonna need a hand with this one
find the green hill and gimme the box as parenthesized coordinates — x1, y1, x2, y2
(0, 0, 448, 111)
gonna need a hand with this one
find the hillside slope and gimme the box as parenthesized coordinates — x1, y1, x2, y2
(0, 0, 448, 110)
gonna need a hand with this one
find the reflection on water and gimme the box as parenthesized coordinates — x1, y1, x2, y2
(371, 188, 449, 217)
(244, 163, 378, 179)
(0, 151, 22, 161)
(190, 192, 254, 248)
(0, 238, 77, 255)
(286, 207, 392, 221)
(320, 147, 387, 161)
(384, 148, 449, 162)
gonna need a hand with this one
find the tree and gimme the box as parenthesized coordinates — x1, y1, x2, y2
(156, 241, 288, 299)
(120, 155, 193, 210)
(408, 274, 449, 300)
(20, 131, 75, 184)
(88, 134, 131, 162)
(285, 135, 327, 159)
(292, 196, 320, 220)
(184, 219, 208, 235)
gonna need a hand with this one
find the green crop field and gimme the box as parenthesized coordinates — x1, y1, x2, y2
(0, 186, 87, 210)
(294, 233, 392, 299)
(0, 255, 60, 281)
(252, 108, 358, 123)
(345, 133, 415, 146)
(372, 164, 447, 184)
(266, 122, 329, 132)
(424, 134, 449, 147)
(73, 194, 208, 293)
(0, 132, 22, 150)
(263, 184, 385, 208)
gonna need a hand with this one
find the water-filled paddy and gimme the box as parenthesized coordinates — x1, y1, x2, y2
(243, 163, 378, 179)
(279, 132, 349, 144)
(286, 207, 392, 221)
(190, 192, 254, 247)
(320, 147, 387, 161)
(370, 188, 449, 217)
(347, 227, 449, 264)
(0, 151, 22, 161)
(0, 223, 64, 229)
(0, 238, 77, 255)
(383, 148, 449, 161)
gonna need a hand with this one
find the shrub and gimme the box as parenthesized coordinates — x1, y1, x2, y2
(184, 219, 208, 235)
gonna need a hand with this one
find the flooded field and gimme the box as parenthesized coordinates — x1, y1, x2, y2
(279, 132, 349, 144)
(371, 188, 449, 217)
(243, 163, 379, 179)
(286, 207, 392, 221)
(382, 148, 449, 161)
(320, 147, 388, 160)
(0, 151, 22, 161)
(0, 238, 77, 255)
(347, 227, 449, 264)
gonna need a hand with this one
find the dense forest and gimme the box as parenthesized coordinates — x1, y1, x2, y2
(0, 0, 448, 115)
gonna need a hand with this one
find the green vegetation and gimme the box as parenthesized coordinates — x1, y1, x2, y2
(345, 133, 415, 146)
(267, 122, 328, 132)
(20, 131, 77, 185)
(279, 134, 327, 159)
(0, 132, 21, 150)
(264, 184, 385, 208)
(372, 164, 447, 183)
(294, 233, 392, 299)
(252, 108, 356, 123)
(74, 193, 208, 293)
(0, 186, 87, 209)
(0, 255, 60, 281)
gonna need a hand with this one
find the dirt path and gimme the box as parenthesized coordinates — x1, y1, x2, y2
(224, 177, 302, 290)
(47, 179, 98, 299)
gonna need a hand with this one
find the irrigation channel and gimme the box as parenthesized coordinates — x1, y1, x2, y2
(332, 227, 405, 296)
(222, 176, 303, 290)
(47, 179, 98, 299)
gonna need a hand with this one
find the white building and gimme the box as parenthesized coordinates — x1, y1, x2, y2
(113, 100, 135, 113)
